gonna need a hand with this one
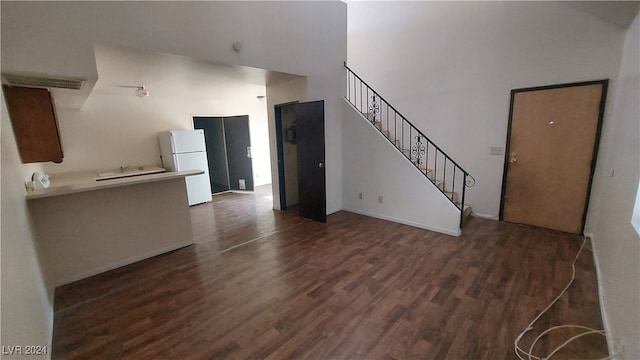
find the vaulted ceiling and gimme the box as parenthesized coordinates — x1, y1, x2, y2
(561, 1, 639, 29)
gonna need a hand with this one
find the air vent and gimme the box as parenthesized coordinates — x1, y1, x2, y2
(1, 73, 85, 90)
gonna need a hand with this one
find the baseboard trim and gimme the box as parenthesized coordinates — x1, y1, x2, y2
(471, 212, 499, 220)
(53, 241, 194, 287)
(342, 207, 461, 237)
(585, 232, 616, 358)
(48, 306, 54, 360)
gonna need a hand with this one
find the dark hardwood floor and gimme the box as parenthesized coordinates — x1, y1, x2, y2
(52, 186, 607, 359)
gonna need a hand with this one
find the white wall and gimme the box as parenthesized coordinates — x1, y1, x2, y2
(2, 1, 346, 213)
(584, 14, 640, 358)
(347, 1, 626, 218)
(342, 100, 461, 236)
(1, 95, 53, 358)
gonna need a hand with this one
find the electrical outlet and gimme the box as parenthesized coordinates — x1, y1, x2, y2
(378, 196, 383, 204)
(490, 147, 504, 155)
(358, 192, 363, 200)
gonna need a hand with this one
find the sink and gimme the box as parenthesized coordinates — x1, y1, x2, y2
(95, 166, 166, 181)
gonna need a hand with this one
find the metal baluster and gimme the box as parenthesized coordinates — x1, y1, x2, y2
(426, 141, 430, 178)
(386, 102, 389, 137)
(434, 150, 438, 184)
(354, 74, 356, 107)
(443, 158, 447, 199)
(409, 127, 413, 164)
(367, 88, 369, 121)
(395, 112, 398, 150)
(347, 71, 350, 103)
(452, 167, 456, 204)
(360, 81, 362, 112)
(402, 117, 405, 151)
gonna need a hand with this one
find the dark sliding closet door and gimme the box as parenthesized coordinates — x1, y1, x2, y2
(193, 115, 254, 193)
(224, 116, 254, 191)
(193, 117, 230, 193)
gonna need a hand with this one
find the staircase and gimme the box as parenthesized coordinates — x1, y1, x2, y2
(344, 62, 475, 227)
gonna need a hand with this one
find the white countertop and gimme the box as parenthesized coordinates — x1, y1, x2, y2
(26, 167, 203, 200)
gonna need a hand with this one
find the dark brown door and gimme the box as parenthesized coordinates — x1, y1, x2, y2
(296, 101, 326, 222)
(500, 80, 607, 234)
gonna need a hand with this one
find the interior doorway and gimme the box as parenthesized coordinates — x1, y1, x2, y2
(500, 80, 608, 234)
(193, 115, 254, 193)
(275, 102, 299, 209)
(274, 100, 326, 222)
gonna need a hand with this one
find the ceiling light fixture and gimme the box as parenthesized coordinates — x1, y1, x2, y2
(135, 86, 150, 97)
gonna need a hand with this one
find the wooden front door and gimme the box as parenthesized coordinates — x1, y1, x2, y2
(500, 80, 608, 234)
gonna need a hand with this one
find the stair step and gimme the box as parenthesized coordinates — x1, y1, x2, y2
(373, 121, 389, 133)
(364, 112, 384, 125)
(363, 115, 391, 136)
(414, 165, 432, 175)
(459, 204, 472, 223)
(444, 190, 459, 203)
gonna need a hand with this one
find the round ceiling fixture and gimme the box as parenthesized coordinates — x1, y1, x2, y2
(135, 86, 150, 97)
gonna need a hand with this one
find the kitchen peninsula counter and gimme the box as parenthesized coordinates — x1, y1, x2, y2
(26, 168, 203, 200)
(27, 168, 203, 286)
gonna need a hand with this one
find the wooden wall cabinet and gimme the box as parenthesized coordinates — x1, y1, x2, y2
(3, 85, 64, 163)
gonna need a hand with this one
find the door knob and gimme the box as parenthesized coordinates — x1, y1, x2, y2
(510, 152, 517, 164)
(318, 162, 324, 168)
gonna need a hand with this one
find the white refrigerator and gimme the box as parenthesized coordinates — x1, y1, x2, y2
(159, 130, 213, 206)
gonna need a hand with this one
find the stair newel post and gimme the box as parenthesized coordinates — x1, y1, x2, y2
(460, 173, 468, 226)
